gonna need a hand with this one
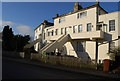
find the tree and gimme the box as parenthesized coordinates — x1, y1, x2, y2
(2, 25, 14, 51)
(14, 34, 30, 52)
(2, 25, 31, 52)
(108, 46, 120, 71)
(109, 46, 120, 61)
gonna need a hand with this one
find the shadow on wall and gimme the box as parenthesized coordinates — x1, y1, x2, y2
(104, 32, 112, 41)
(58, 45, 67, 56)
(70, 40, 90, 58)
(77, 52, 90, 59)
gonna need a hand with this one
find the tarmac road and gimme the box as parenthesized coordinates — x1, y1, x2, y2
(2, 58, 116, 80)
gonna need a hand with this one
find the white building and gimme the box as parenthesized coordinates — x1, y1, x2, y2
(34, 2, 120, 63)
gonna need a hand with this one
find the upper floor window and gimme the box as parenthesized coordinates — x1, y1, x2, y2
(78, 24, 82, 32)
(51, 30, 54, 36)
(73, 25, 77, 33)
(61, 28, 64, 34)
(59, 17, 65, 23)
(55, 29, 58, 35)
(43, 33, 45, 39)
(65, 27, 68, 35)
(35, 30, 37, 33)
(77, 11, 87, 19)
(109, 20, 115, 32)
(39, 27, 41, 31)
(87, 23, 92, 32)
(48, 32, 50, 36)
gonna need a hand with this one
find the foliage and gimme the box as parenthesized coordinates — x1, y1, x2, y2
(109, 46, 120, 61)
(110, 46, 120, 56)
(14, 34, 30, 52)
(2, 25, 30, 52)
(2, 25, 14, 51)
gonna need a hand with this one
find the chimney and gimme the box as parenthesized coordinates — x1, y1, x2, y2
(96, 0, 99, 5)
(74, 2, 83, 12)
(56, 14, 59, 17)
(43, 20, 48, 25)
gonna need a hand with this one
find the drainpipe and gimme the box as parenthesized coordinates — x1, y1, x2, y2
(95, 2, 99, 66)
(95, 40, 98, 65)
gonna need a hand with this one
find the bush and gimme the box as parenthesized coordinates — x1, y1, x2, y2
(108, 46, 120, 61)
(108, 46, 120, 71)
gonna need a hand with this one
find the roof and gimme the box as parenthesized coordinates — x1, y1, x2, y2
(34, 22, 54, 30)
(53, 4, 108, 19)
(34, 23, 43, 30)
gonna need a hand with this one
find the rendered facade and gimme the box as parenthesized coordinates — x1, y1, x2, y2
(34, 2, 120, 63)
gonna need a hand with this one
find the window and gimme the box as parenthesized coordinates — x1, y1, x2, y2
(77, 11, 87, 19)
(65, 27, 68, 35)
(35, 30, 37, 33)
(51, 30, 54, 36)
(78, 25, 82, 32)
(55, 29, 58, 35)
(48, 32, 50, 36)
(43, 33, 45, 39)
(59, 17, 65, 23)
(73, 25, 77, 33)
(109, 20, 115, 32)
(76, 41, 86, 52)
(87, 23, 92, 32)
(109, 42, 115, 53)
(61, 28, 64, 34)
(39, 27, 41, 31)
(77, 13, 79, 19)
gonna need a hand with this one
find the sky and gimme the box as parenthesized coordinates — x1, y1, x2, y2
(1, 2, 119, 40)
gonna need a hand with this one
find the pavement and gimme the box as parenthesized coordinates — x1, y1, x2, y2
(2, 56, 120, 80)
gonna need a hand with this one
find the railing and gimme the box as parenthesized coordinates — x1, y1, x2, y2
(31, 54, 96, 69)
(39, 43, 52, 53)
(24, 38, 41, 49)
(39, 35, 69, 53)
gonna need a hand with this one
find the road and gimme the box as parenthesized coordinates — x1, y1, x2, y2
(2, 58, 114, 80)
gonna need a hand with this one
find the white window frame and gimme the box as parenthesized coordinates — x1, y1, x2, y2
(65, 27, 68, 35)
(73, 25, 77, 33)
(77, 11, 87, 19)
(51, 30, 54, 36)
(55, 29, 58, 35)
(109, 20, 115, 32)
(87, 23, 92, 32)
(61, 28, 64, 34)
(59, 17, 65, 23)
(78, 24, 82, 32)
